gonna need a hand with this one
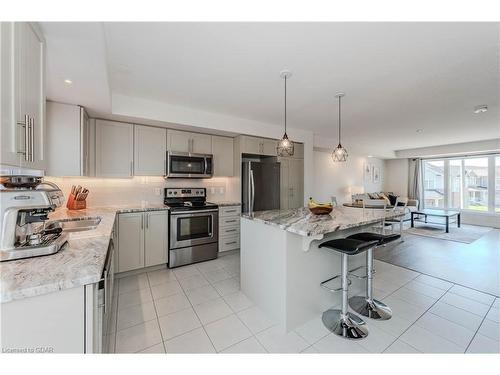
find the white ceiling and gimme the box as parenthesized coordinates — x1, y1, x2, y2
(41, 22, 499, 158)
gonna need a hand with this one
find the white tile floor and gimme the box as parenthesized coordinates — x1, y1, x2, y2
(110, 251, 500, 354)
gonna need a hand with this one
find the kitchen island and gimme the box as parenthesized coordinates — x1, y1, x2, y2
(240, 206, 404, 332)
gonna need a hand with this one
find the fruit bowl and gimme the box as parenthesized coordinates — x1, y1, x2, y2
(308, 206, 333, 215)
(308, 197, 333, 215)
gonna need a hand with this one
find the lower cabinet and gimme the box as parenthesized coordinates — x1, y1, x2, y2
(218, 205, 241, 252)
(117, 210, 168, 273)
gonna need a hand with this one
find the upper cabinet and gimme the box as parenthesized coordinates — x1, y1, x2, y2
(46, 102, 91, 176)
(134, 125, 167, 176)
(167, 129, 211, 154)
(212, 136, 234, 177)
(240, 135, 277, 156)
(1, 22, 45, 170)
(279, 157, 304, 210)
(95, 120, 134, 177)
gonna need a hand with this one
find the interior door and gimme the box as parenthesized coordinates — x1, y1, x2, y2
(118, 213, 144, 272)
(145, 211, 168, 267)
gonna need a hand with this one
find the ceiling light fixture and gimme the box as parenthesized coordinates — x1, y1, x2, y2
(331, 93, 348, 162)
(367, 155, 373, 158)
(64, 79, 73, 85)
(473, 105, 488, 114)
(277, 70, 294, 157)
(416, 128, 424, 133)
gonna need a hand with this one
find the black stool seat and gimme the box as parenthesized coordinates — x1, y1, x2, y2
(319, 238, 379, 255)
(347, 232, 401, 245)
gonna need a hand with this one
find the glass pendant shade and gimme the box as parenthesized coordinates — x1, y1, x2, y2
(277, 70, 294, 157)
(277, 132, 294, 157)
(332, 143, 348, 162)
(331, 93, 348, 162)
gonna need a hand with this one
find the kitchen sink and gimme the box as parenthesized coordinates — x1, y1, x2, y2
(46, 217, 102, 232)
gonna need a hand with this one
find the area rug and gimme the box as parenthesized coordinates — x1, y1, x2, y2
(404, 223, 493, 244)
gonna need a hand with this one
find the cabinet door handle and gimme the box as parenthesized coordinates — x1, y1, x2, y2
(225, 229, 237, 233)
(225, 219, 237, 223)
(29, 116, 34, 162)
(20, 114, 29, 160)
(141, 214, 144, 229)
(130, 161, 133, 176)
(225, 241, 237, 245)
(146, 213, 149, 229)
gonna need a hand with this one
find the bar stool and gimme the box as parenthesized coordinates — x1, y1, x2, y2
(318, 238, 379, 339)
(346, 232, 401, 320)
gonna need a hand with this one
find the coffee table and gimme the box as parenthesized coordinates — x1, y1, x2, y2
(411, 209, 461, 233)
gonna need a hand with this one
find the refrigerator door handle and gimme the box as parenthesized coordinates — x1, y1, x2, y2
(250, 169, 255, 214)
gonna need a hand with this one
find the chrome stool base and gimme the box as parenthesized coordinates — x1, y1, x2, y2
(322, 309, 369, 339)
(349, 296, 392, 320)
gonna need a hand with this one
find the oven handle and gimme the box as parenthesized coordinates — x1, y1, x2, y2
(171, 209, 219, 215)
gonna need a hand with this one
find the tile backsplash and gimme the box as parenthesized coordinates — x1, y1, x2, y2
(46, 176, 240, 207)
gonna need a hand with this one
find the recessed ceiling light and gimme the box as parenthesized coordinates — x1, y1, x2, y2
(367, 155, 373, 158)
(473, 105, 488, 114)
(64, 79, 73, 85)
(416, 129, 424, 133)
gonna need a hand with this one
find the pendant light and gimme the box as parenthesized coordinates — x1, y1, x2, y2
(331, 92, 348, 162)
(277, 70, 294, 157)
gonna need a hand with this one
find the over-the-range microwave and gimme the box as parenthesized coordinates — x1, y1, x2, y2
(165, 151, 213, 178)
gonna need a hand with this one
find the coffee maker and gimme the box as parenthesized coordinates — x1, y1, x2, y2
(0, 169, 68, 261)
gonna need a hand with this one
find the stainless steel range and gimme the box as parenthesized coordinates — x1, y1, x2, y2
(164, 188, 218, 268)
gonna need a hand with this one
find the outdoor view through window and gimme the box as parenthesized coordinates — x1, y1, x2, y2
(423, 155, 500, 213)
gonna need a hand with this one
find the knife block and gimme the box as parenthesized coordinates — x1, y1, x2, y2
(67, 193, 87, 210)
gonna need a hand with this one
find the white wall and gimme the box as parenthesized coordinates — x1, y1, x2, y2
(45, 176, 240, 207)
(312, 150, 385, 204)
(384, 158, 409, 196)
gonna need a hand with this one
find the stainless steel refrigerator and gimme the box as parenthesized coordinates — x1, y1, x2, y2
(242, 161, 280, 214)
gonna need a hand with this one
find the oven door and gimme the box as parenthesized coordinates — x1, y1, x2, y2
(170, 210, 219, 249)
(166, 152, 213, 178)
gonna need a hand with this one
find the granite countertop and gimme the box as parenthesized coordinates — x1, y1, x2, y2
(241, 206, 405, 237)
(0, 204, 170, 304)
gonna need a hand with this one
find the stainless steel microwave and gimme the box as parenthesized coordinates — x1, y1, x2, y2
(165, 151, 213, 178)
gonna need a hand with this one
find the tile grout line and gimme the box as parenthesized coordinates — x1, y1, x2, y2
(463, 298, 497, 353)
(146, 269, 168, 353)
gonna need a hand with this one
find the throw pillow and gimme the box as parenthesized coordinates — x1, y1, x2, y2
(388, 194, 398, 206)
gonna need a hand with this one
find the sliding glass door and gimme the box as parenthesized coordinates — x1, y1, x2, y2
(422, 154, 499, 214)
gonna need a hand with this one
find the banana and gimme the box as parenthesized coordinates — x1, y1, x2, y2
(308, 197, 332, 209)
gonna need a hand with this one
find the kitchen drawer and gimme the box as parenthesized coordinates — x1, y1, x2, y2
(220, 206, 241, 217)
(219, 216, 240, 227)
(219, 235, 240, 252)
(219, 224, 240, 238)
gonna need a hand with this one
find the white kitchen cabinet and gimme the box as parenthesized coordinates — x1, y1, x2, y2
(46, 102, 90, 176)
(95, 120, 134, 177)
(218, 205, 241, 252)
(117, 210, 168, 273)
(292, 142, 304, 159)
(144, 211, 168, 267)
(212, 135, 234, 176)
(1, 22, 45, 170)
(1, 286, 85, 353)
(240, 135, 277, 156)
(279, 157, 304, 209)
(117, 212, 144, 273)
(134, 125, 167, 176)
(167, 129, 212, 154)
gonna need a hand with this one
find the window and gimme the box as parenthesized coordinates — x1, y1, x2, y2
(464, 157, 488, 211)
(422, 154, 499, 214)
(496, 156, 500, 213)
(423, 160, 444, 208)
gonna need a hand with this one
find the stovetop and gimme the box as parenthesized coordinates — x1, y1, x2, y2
(164, 188, 218, 212)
